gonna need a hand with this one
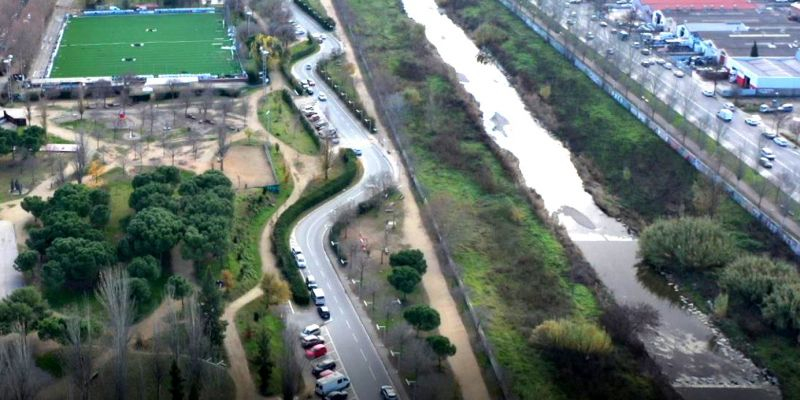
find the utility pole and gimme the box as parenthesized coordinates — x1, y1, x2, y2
(260, 46, 269, 94)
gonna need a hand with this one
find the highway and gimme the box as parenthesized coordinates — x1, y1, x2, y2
(559, 2, 800, 199)
(287, 5, 402, 399)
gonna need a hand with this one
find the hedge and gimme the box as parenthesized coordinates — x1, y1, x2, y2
(279, 88, 320, 149)
(293, 0, 336, 31)
(272, 149, 359, 305)
(317, 56, 378, 134)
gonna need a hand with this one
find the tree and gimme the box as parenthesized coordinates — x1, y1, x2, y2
(129, 277, 152, 305)
(389, 249, 427, 275)
(74, 129, 89, 184)
(167, 275, 193, 308)
(199, 277, 226, 347)
(37, 316, 67, 343)
(751, 41, 759, 57)
(129, 182, 177, 211)
(426, 335, 456, 369)
(65, 314, 94, 400)
(13, 250, 38, 273)
(403, 305, 440, 335)
(27, 211, 104, 253)
(128, 255, 161, 281)
(77, 84, 86, 120)
(43, 237, 116, 291)
(126, 207, 184, 256)
(0, 286, 49, 334)
(20, 196, 46, 222)
(261, 272, 290, 306)
(0, 328, 37, 400)
(96, 267, 133, 400)
(387, 266, 421, 300)
(20, 126, 46, 157)
(253, 328, 274, 395)
(720, 256, 798, 303)
(48, 183, 93, 217)
(638, 217, 736, 272)
(169, 360, 185, 400)
(761, 283, 800, 331)
(89, 204, 110, 227)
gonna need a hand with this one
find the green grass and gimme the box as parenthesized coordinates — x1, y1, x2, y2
(101, 167, 134, 240)
(225, 144, 293, 298)
(35, 350, 65, 378)
(258, 92, 319, 155)
(319, 55, 358, 102)
(235, 298, 285, 396)
(51, 13, 240, 78)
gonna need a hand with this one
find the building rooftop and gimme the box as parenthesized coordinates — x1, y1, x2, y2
(731, 56, 800, 77)
(642, 0, 757, 11)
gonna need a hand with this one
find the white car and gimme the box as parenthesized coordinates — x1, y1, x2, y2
(774, 137, 790, 147)
(723, 102, 736, 111)
(673, 70, 685, 78)
(759, 157, 774, 169)
(745, 115, 762, 126)
(599, 21, 608, 27)
(663, 62, 673, 70)
(702, 88, 715, 97)
(717, 108, 733, 122)
(300, 324, 321, 338)
(318, 93, 327, 101)
(760, 147, 776, 160)
(762, 128, 777, 139)
(295, 253, 307, 268)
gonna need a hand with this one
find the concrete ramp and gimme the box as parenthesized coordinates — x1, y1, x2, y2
(0, 220, 21, 299)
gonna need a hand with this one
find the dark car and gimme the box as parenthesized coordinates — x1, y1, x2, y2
(312, 358, 337, 377)
(325, 391, 348, 400)
(317, 306, 331, 320)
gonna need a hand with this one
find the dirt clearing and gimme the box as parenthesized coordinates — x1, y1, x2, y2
(223, 145, 275, 190)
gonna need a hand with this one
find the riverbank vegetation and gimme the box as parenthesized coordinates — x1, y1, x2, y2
(437, 0, 800, 396)
(333, 0, 673, 398)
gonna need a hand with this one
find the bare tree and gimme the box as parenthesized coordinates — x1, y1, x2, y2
(95, 80, 111, 108)
(774, 111, 792, 136)
(200, 86, 214, 121)
(185, 296, 207, 397)
(75, 129, 89, 184)
(220, 98, 234, 128)
(38, 97, 48, 133)
(66, 313, 94, 400)
(188, 129, 201, 160)
(281, 324, 303, 399)
(734, 145, 747, 183)
(77, 84, 86, 120)
(151, 321, 168, 400)
(0, 328, 36, 400)
(711, 117, 730, 173)
(216, 125, 229, 171)
(23, 93, 33, 123)
(96, 267, 134, 400)
(181, 87, 194, 116)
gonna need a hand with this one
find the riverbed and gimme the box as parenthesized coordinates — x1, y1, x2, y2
(400, 1, 781, 398)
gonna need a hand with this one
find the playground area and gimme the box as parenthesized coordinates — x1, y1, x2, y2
(223, 144, 276, 190)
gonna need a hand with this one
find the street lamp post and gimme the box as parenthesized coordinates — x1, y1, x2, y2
(259, 46, 269, 94)
(246, 10, 253, 38)
(3, 55, 14, 101)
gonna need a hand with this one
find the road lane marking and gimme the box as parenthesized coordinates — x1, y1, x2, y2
(352, 333, 359, 343)
(345, 319, 351, 329)
(287, 300, 294, 314)
(360, 349, 368, 362)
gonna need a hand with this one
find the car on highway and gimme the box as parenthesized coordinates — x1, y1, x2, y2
(654, 58, 666, 65)
(662, 62, 673, 70)
(745, 115, 762, 126)
(760, 147, 776, 160)
(760, 104, 774, 113)
(774, 137, 790, 147)
(301, 335, 326, 349)
(640, 59, 653, 68)
(380, 385, 398, 400)
(317, 305, 331, 320)
(717, 109, 733, 122)
(672, 70, 684, 78)
(599, 21, 608, 27)
(640, 48, 651, 56)
(318, 93, 328, 101)
(759, 157, 774, 169)
(312, 358, 337, 377)
(777, 103, 794, 112)
(301, 324, 322, 337)
(762, 128, 778, 139)
(353, 149, 363, 156)
(295, 253, 307, 268)
(306, 343, 328, 359)
(702, 88, 715, 97)
(305, 63, 312, 70)
(723, 102, 736, 111)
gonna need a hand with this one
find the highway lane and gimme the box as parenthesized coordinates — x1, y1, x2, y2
(287, 5, 402, 399)
(559, 3, 800, 198)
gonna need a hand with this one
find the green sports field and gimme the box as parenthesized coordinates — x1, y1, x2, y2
(49, 13, 241, 78)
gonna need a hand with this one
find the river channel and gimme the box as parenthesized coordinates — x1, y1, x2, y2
(401, 1, 781, 398)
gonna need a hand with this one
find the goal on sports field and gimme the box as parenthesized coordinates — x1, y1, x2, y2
(48, 11, 242, 79)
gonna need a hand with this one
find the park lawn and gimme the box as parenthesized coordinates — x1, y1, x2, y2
(51, 13, 239, 78)
(258, 92, 319, 155)
(0, 153, 70, 204)
(100, 167, 133, 240)
(235, 298, 285, 396)
(225, 143, 294, 299)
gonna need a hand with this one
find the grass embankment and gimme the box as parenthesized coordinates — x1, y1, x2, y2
(225, 144, 293, 299)
(333, 0, 668, 398)
(293, 0, 336, 31)
(234, 298, 286, 396)
(317, 54, 378, 133)
(439, 0, 800, 396)
(272, 149, 359, 306)
(258, 90, 319, 155)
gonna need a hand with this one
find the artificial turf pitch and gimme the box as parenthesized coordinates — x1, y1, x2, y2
(49, 13, 240, 78)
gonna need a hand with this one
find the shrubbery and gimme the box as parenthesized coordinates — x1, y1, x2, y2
(272, 150, 359, 305)
(293, 0, 336, 31)
(532, 319, 613, 355)
(639, 217, 736, 272)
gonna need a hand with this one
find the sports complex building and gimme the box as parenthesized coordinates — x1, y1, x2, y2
(36, 7, 245, 88)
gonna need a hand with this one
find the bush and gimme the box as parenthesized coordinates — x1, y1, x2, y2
(272, 150, 359, 305)
(293, 0, 336, 31)
(639, 217, 736, 272)
(720, 256, 799, 303)
(532, 319, 613, 355)
(128, 255, 161, 281)
(389, 249, 427, 275)
(129, 277, 151, 305)
(761, 283, 800, 331)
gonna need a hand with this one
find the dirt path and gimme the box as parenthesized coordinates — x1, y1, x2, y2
(221, 88, 320, 400)
(319, 1, 492, 398)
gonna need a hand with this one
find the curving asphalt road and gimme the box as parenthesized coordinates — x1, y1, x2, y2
(287, 5, 403, 399)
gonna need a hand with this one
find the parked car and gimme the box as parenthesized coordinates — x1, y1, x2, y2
(640, 59, 653, 68)
(586, 32, 595, 40)
(317, 305, 331, 320)
(599, 21, 608, 27)
(745, 115, 762, 126)
(306, 344, 328, 359)
(306, 274, 318, 289)
(640, 48, 651, 56)
(778, 103, 794, 112)
(606, 48, 615, 55)
(312, 358, 337, 377)
(759, 157, 774, 169)
(723, 102, 736, 111)
(662, 62, 673, 70)
(353, 149, 363, 156)
(295, 253, 307, 268)
(759, 104, 774, 113)
(672, 69, 684, 78)
(309, 114, 322, 122)
(717, 108, 733, 122)
(760, 147, 776, 160)
(324, 390, 348, 400)
(702, 88, 715, 97)
(315, 372, 350, 396)
(318, 369, 335, 378)
(319, 93, 328, 101)
(307, 79, 316, 86)
(301, 324, 321, 338)
(301, 335, 325, 349)
(380, 385, 398, 400)
(774, 136, 790, 147)
(762, 128, 778, 139)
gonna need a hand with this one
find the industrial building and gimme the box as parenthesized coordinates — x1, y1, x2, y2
(726, 52, 800, 93)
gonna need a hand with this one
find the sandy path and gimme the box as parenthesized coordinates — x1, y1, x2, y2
(319, 1, 492, 398)
(221, 88, 320, 400)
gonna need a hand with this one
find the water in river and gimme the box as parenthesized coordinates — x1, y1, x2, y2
(401, 1, 781, 398)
